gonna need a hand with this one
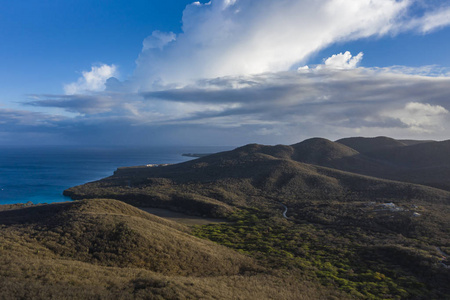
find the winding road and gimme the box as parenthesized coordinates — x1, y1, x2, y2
(281, 203, 289, 219)
(276, 202, 291, 220)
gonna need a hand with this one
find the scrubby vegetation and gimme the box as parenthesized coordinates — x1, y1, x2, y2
(4, 136, 450, 299)
(0, 199, 342, 299)
(193, 206, 450, 299)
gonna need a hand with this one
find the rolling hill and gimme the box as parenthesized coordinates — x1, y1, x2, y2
(0, 199, 340, 299)
(6, 136, 450, 299)
(335, 137, 450, 190)
(62, 137, 450, 298)
(65, 138, 450, 216)
(336, 136, 407, 153)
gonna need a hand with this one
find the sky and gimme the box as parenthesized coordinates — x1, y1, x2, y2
(1, 0, 450, 146)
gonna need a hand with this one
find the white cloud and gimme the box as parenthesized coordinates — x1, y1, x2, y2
(141, 66, 450, 135)
(382, 102, 449, 133)
(64, 64, 118, 95)
(405, 6, 450, 33)
(135, 0, 412, 88)
(7, 0, 450, 145)
(322, 51, 364, 69)
(405, 102, 448, 115)
(297, 65, 310, 71)
(299, 51, 364, 70)
(420, 7, 450, 33)
(12, 65, 450, 145)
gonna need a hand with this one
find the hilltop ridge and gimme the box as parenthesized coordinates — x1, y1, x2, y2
(336, 136, 407, 153)
(65, 136, 450, 214)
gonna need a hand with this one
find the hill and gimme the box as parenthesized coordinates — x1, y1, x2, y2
(65, 140, 450, 215)
(336, 136, 406, 153)
(290, 138, 359, 164)
(63, 138, 450, 298)
(3, 137, 450, 298)
(0, 199, 340, 299)
(333, 137, 450, 190)
(0, 199, 257, 276)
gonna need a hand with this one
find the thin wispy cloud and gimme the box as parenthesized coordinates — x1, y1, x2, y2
(0, 108, 65, 126)
(27, 94, 120, 115)
(404, 6, 450, 33)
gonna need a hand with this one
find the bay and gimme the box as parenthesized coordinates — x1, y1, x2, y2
(0, 146, 231, 205)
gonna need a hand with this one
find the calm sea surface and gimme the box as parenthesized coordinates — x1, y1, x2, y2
(0, 146, 231, 205)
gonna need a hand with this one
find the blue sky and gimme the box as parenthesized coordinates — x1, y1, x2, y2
(0, 0, 192, 98)
(1, 0, 450, 146)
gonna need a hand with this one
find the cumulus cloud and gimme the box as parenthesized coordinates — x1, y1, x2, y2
(135, 0, 412, 87)
(382, 102, 449, 133)
(5, 0, 450, 145)
(299, 51, 364, 70)
(64, 64, 118, 95)
(322, 51, 364, 69)
(133, 0, 450, 89)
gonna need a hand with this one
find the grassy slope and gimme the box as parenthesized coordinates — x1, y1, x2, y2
(0, 199, 257, 276)
(0, 199, 342, 299)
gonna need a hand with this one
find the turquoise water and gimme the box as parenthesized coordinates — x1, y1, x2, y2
(0, 146, 230, 205)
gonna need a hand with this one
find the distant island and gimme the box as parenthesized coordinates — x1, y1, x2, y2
(1, 136, 449, 299)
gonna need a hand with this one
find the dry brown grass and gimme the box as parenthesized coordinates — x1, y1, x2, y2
(0, 199, 344, 299)
(139, 207, 227, 225)
(0, 199, 258, 277)
(0, 254, 344, 299)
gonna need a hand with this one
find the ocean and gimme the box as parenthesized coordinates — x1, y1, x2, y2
(0, 146, 231, 205)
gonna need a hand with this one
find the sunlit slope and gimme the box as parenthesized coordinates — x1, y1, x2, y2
(0, 199, 255, 276)
(0, 199, 342, 299)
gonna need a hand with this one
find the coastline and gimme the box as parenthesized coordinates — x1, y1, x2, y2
(0, 145, 230, 205)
